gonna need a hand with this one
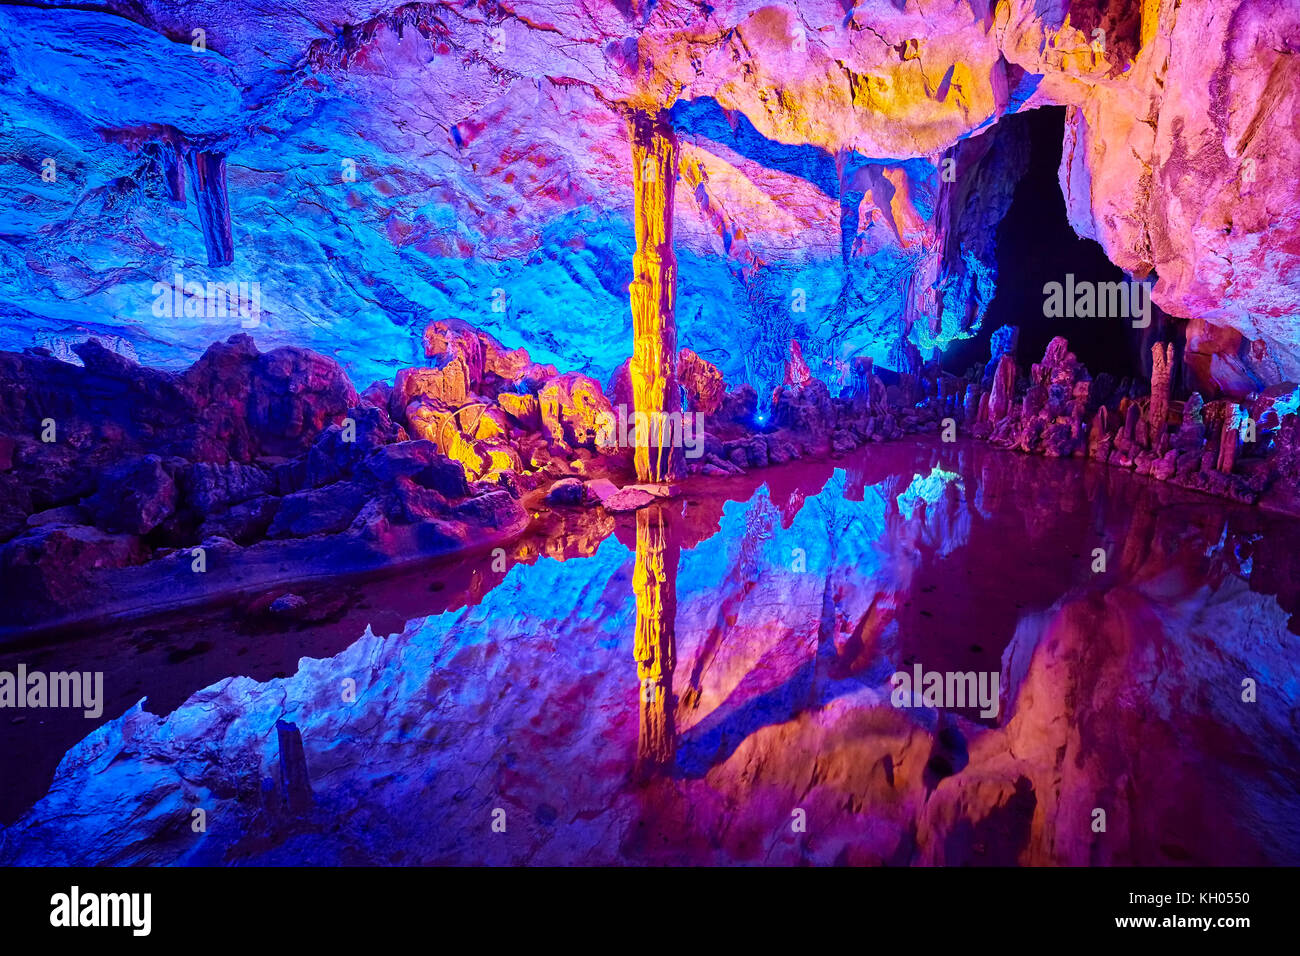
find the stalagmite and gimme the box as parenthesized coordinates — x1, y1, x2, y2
(784, 339, 813, 387)
(1218, 408, 1240, 474)
(633, 504, 678, 775)
(628, 110, 682, 484)
(1088, 406, 1109, 458)
(963, 384, 980, 425)
(988, 354, 1016, 421)
(1149, 342, 1174, 446)
(1123, 401, 1141, 445)
(983, 325, 1019, 387)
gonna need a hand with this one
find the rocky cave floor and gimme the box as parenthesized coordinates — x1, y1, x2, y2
(1, 322, 1299, 864)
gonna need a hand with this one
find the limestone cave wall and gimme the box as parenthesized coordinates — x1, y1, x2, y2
(0, 0, 1296, 398)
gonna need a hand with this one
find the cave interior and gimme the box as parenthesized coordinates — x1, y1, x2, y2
(0, 0, 1298, 867)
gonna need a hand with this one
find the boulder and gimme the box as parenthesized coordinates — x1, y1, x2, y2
(498, 390, 541, 430)
(0, 523, 150, 611)
(182, 336, 358, 461)
(179, 460, 273, 513)
(199, 495, 280, 544)
(266, 482, 367, 538)
(545, 477, 586, 506)
(716, 384, 758, 426)
(359, 440, 470, 499)
(538, 372, 615, 451)
(583, 478, 619, 504)
(422, 318, 486, 384)
(605, 359, 634, 410)
(84, 454, 177, 535)
(303, 404, 401, 488)
(603, 487, 655, 513)
(422, 318, 535, 392)
(392, 362, 469, 420)
(679, 349, 725, 414)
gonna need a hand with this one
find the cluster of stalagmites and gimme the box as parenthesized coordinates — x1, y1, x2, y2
(954, 330, 1297, 507)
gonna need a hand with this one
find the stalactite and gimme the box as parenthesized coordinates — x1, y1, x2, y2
(627, 110, 681, 483)
(850, 356, 872, 398)
(146, 138, 186, 206)
(186, 149, 235, 267)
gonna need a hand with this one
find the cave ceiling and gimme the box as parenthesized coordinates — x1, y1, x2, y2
(0, 0, 1296, 391)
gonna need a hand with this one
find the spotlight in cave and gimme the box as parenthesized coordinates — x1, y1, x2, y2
(1, 0, 1300, 892)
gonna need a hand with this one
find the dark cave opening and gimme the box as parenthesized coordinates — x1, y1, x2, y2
(946, 106, 1153, 382)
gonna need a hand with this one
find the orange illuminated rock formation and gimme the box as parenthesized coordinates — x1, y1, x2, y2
(678, 348, 724, 415)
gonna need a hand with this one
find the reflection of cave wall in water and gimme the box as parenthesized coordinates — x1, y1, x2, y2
(6, 442, 1300, 865)
(946, 107, 1156, 383)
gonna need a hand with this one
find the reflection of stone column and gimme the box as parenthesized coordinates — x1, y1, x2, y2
(634, 504, 678, 775)
(275, 719, 313, 814)
(628, 110, 682, 483)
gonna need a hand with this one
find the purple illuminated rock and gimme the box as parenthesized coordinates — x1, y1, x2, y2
(604, 487, 655, 513)
(84, 455, 176, 535)
(545, 477, 586, 506)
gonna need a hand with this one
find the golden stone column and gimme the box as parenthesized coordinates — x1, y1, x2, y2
(628, 110, 683, 483)
(634, 503, 678, 775)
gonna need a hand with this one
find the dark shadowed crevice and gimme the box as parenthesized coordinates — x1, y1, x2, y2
(946, 106, 1147, 380)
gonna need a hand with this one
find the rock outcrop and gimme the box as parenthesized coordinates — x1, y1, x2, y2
(0, 335, 531, 633)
